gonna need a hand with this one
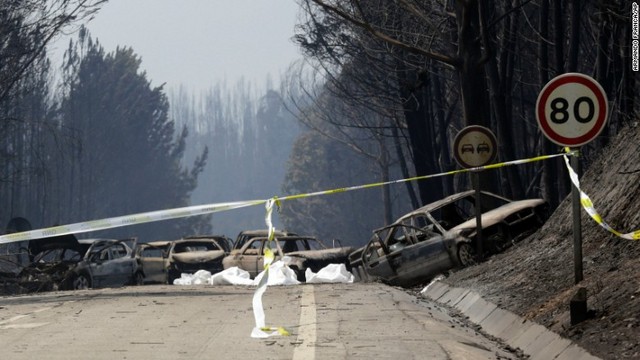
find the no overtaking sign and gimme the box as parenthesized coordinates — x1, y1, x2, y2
(536, 73, 608, 147)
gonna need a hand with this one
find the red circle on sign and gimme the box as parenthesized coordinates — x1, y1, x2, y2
(536, 73, 608, 147)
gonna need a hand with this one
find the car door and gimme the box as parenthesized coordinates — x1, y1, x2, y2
(236, 239, 265, 278)
(362, 231, 396, 280)
(396, 235, 450, 280)
(104, 243, 135, 286)
(140, 246, 167, 283)
(258, 239, 285, 273)
(89, 243, 134, 287)
(86, 244, 109, 288)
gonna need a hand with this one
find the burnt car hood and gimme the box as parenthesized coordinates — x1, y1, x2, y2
(285, 247, 355, 261)
(451, 199, 545, 232)
(171, 250, 225, 264)
(28, 234, 81, 257)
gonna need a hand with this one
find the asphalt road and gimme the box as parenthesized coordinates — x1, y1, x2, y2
(0, 283, 519, 359)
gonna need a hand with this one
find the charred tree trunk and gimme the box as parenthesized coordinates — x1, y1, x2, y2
(455, 0, 498, 194)
(378, 138, 393, 225)
(567, 0, 581, 72)
(391, 124, 420, 209)
(480, 0, 523, 199)
(540, 0, 571, 208)
(429, 61, 455, 196)
(538, 0, 560, 209)
(396, 65, 442, 206)
(455, 0, 490, 129)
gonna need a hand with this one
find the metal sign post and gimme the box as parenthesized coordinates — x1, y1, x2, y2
(536, 73, 608, 284)
(571, 150, 582, 283)
(472, 172, 483, 260)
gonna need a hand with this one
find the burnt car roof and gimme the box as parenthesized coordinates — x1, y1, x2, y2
(141, 240, 172, 247)
(401, 190, 509, 216)
(172, 238, 223, 245)
(183, 235, 228, 239)
(28, 233, 81, 256)
(237, 229, 296, 237)
(249, 235, 321, 244)
(78, 238, 119, 244)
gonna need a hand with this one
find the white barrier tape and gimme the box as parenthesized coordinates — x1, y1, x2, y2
(251, 199, 290, 338)
(0, 200, 265, 244)
(0, 151, 574, 246)
(274, 151, 575, 203)
(563, 152, 640, 240)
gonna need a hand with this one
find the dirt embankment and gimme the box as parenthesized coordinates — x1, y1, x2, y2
(442, 121, 640, 359)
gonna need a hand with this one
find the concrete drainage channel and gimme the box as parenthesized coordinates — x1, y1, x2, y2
(420, 281, 600, 360)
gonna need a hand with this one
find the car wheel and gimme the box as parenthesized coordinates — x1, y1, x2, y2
(457, 243, 476, 267)
(291, 267, 305, 282)
(167, 271, 179, 285)
(72, 273, 91, 290)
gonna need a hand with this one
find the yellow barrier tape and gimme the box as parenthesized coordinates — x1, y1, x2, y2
(563, 150, 640, 240)
(251, 198, 290, 338)
(0, 200, 266, 244)
(274, 151, 575, 203)
(0, 151, 574, 245)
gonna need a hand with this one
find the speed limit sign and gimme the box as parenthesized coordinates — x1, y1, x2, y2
(536, 73, 608, 147)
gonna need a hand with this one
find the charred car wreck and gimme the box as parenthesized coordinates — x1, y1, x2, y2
(18, 235, 140, 292)
(223, 236, 354, 281)
(350, 224, 475, 288)
(351, 191, 548, 287)
(166, 237, 228, 284)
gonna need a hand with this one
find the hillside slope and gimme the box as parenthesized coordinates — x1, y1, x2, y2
(442, 122, 640, 359)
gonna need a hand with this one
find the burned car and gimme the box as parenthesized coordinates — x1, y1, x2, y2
(19, 236, 141, 291)
(15, 234, 82, 292)
(232, 229, 297, 251)
(166, 237, 228, 284)
(223, 236, 354, 281)
(351, 190, 548, 287)
(350, 224, 475, 287)
(397, 190, 548, 255)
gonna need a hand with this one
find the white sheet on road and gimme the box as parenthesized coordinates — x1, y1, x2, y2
(306, 263, 354, 284)
(173, 262, 353, 286)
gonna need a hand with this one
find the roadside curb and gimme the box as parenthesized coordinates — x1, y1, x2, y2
(420, 281, 601, 360)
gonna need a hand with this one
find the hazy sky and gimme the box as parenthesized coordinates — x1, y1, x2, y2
(52, 0, 303, 93)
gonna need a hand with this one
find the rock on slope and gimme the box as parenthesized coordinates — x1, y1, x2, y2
(442, 121, 640, 360)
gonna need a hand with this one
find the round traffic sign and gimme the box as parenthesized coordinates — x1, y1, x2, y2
(453, 125, 497, 168)
(536, 73, 608, 147)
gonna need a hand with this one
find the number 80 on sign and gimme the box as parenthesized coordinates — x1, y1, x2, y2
(536, 73, 608, 147)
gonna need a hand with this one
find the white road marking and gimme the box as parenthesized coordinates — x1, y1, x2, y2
(0, 323, 50, 329)
(0, 315, 29, 325)
(0, 306, 53, 329)
(292, 285, 316, 360)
